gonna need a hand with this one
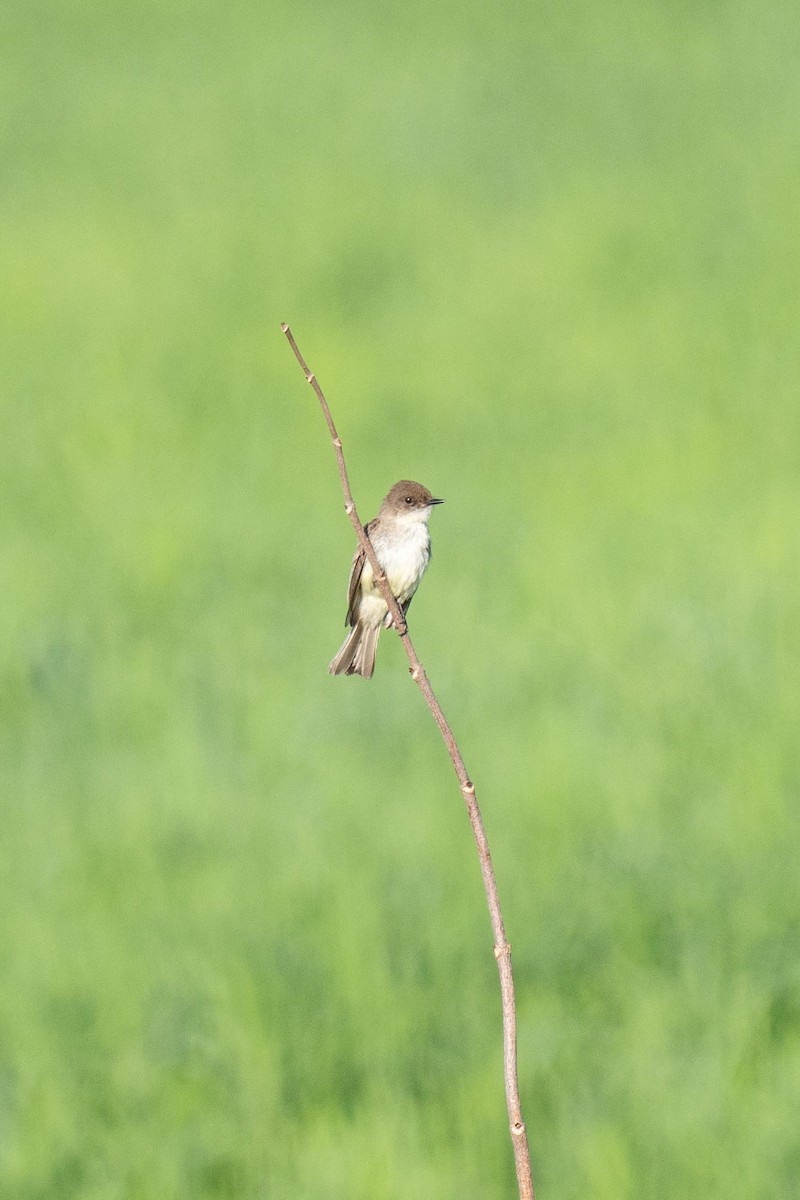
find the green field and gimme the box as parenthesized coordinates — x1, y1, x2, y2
(3, 1, 799, 1196)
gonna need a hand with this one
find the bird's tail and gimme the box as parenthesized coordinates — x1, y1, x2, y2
(329, 620, 381, 678)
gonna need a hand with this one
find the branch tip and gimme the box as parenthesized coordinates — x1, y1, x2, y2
(280, 322, 289, 333)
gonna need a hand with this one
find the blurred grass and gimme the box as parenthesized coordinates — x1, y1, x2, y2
(2, 0, 799, 1195)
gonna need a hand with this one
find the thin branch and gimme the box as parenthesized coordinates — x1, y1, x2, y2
(281, 323, 535, 1200)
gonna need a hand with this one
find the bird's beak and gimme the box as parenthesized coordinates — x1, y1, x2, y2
(430, 497, 444, 505)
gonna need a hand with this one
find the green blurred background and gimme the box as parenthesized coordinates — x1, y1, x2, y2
(3, 0, 799, 1196)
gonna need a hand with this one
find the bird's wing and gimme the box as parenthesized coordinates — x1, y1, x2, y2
(344, 519, 376, 626)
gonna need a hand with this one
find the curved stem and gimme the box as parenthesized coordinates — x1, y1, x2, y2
(282, 323, 535, 1200)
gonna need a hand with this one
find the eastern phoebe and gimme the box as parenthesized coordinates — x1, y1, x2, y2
(329, 480, 444, 678)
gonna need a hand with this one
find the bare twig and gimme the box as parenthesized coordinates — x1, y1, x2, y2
(281, 323, 535, 1200)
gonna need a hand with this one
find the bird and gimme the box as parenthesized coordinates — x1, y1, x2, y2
(329, 480, 444, 678)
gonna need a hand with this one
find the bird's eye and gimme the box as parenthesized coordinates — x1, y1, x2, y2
(404, 495, 414, 505)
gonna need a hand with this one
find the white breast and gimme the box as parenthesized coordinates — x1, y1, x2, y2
(366, 519, 431, 607)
